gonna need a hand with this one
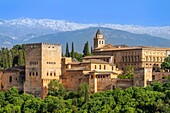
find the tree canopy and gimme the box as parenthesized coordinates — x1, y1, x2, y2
(0, 81, 170, 112)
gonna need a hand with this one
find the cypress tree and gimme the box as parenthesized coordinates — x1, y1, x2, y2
(91, 46, 93, 54)
(65, 43, 70, 57)
(83, 41, 90, 56)
(71, 42, 75, 59)
(18, 50, 25, 66)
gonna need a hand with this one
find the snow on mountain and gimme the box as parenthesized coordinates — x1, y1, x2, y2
(0, 18, 170, 39)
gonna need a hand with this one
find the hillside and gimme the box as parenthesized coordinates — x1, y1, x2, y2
(26, 27, 170, 52)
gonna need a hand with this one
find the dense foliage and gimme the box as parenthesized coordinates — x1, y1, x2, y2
(118, 65, 134, 79)
(0, 45, 25, 69)
(0, 81, 170, 113)
(161, 55, 170, 70)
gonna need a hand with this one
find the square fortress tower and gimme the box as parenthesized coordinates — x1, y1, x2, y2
(24, 43, 61, 98)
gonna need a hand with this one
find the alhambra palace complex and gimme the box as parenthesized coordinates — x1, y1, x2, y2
(1, 29, 170, 98)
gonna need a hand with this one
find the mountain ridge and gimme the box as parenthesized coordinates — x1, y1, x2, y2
(0, 18, 170, 39)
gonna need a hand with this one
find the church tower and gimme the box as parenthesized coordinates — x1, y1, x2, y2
(93, 29, 105, 49)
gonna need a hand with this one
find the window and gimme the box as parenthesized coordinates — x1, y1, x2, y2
(47, 73, 49, 76)
(32, 72, 35, 76)
(50, 73, 52, 76)
(29, 72, 31, 76)
(9, 76, 12, 83)
(54, 72, 56, 76)
(95, 65, 97, 69)
(112, 67, 114, 70)
(152, 75, 155, 80)
(36, 72, 38, 76)
(99, 65, 101, 69)
(104, 65, 106, 70)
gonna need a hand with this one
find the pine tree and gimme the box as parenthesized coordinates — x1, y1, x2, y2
(83, 41, 90, 56)
(65, 42, 70, 57)
(71, 42, 75, 59)
(91, 46, 93, 54)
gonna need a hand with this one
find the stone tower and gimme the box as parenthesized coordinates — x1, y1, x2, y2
(24, 43, 61, 98)
(93, 29, 105, 49)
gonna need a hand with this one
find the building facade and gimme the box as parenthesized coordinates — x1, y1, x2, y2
(24, 43, 61, 98)
(93, 29, 170, 71)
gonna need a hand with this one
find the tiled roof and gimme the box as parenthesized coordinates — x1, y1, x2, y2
(82, 59, 108, 64)
(66, 66, 90, 71)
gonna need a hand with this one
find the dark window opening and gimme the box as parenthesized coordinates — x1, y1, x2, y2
(152, 75, 155, 80)
(9, 76, 12, 83)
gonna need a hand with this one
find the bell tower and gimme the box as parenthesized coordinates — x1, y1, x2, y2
(93, 29, 105, 49)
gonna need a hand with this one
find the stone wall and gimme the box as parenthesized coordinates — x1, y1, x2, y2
(2, 70, 24, 92)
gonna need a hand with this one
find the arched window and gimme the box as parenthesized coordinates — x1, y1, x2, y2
(95, 65, 97, 69)
(9, 76, 12, 83)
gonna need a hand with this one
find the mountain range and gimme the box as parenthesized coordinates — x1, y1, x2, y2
(0, 18, 170, 52)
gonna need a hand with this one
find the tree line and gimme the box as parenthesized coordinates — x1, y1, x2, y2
(0, 81, 170, 112)
(0, 45, 25, 69)
(64, 41, 93, 61)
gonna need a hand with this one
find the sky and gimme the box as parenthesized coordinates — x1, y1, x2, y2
(0, 0, 170, 26)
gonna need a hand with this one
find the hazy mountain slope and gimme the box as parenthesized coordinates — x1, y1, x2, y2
(0, 35, 17, 47)
(26, 27, 170, 52)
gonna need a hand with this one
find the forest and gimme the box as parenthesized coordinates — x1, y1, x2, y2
(0, 81, 170, 113)
(0, 45, 25, 69)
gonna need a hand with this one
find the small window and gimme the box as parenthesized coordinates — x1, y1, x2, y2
(104, 65, 106, 70)
(36, 72, 38, 76)
(99, 65, 101, 69)
(32, 72, 35, 76)
(95, 65, 97, 69)
(9, 76, 12, 83)
(29, 72, 31, 76)
(152, 75, 155, 80)
(54, 73, 56, 76)
(47, 73, 49, 76)
(50, 73, 52, 76)
(112, 67, 114, 70)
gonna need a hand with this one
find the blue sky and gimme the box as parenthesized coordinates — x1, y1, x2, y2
(0, 0, 170, 26)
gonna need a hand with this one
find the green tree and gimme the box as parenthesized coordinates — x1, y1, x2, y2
(18, 50, 25, 66)
(65, 42, 70, 57)
(74, 52, 83, 62)
(83, 41, 90, 56)
(161, 55, 170, 69)
(71, 42, 75, 59)
(91, 46, 93, 54)
(48, 80, 65, 96)
(78, 82, 90, 102)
